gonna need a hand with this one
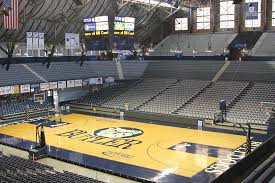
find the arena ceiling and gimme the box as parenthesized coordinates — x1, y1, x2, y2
(0, 0, 198, 46)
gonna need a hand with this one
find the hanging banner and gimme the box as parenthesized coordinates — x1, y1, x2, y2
(58, 81, 67, 89)
(96, 77, 103, 85)
(82, 79, 90, 86)
(49, 82, 58, 90)
(13, 85, 20, 94)
(75, 34, 80, 49)
(245, 2, 258, 20)
(20, 84, 31, 93)
(9, 86, 15, 94)
(40, 83, 50, 91)
(89, 78, 97, 85)
(67, 80, 75, 88)
(70, 33, 75, 49)
(26, 32, 33, 50)
(0, 86, 13, 95)
(105, 77, 115, 83)
(39, 33, 45, 49)
(65, 33, 71, 49)
(32, 32, 39, 49)
(31, 83, 40, 92)
(0, 87, 5, 95)
(74, 79, 83, 87)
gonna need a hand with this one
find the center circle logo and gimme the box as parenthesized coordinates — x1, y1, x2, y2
(93, 127, 143, 139)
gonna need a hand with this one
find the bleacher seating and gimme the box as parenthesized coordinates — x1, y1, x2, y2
(0, 154, 104, 183)
(151, 33, 236, 56)
(219, 61, 275, 82)
(0, 64, 42, 87)
(226, 82, 275, 125)
(0, 96, 53, 121)
(137, 80, 210, 114)
(0, 61, 149, 88)
(143, 60, 225, 80)
(252, 33, 275, 56)
(121, 61, 149, 79)
(26, 62, 119, 81)
(176, 81, 249, 119)
(72, 81, 138, 106)
(101, 79, 176, 110)
(69, 60, 275, 127)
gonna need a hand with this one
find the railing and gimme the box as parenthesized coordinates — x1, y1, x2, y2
(149, 50, 226, 57)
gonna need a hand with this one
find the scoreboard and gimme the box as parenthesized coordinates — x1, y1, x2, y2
(84, 16, 109, 35)
(83, 16, 136, 51)
(114, 16, 135, 50)
(84, 16, 110, 50)
(114, 16, 135, 36)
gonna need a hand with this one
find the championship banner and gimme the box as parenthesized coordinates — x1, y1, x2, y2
(74, 80, 83, 87)
(89, 78, 97, 85)
(65, 33, 71, 49)
(58, 81, 67, 89)
(9, 86, 15, 94)
(20, 84, 31, 93)
(0, 87, 5, 95)
(32, 32, 39, 49)
(26, 32, 33, 50)
(39, 33, 45, 49)
(245, 2, 258, 20)
(0, 86, 13, 95)
(13, 85, 20, 94)
(96, 77, 103, 85)
(82, 79, 90, 86)
(70, 33, 75, 49)
(105, 77, 114, 83)
(40, 83, 50, 91)
(75, 34, 80, 49)
(49, 82, 58, 90)
(67, 80, 75, 88)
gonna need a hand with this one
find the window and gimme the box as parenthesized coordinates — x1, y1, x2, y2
(220, 0, 235, 29)
(175, 18, 188, 31)
(245, 0, 261, 28)
(197, 7, 211, 30)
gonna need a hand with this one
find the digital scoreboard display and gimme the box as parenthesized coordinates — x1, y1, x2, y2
(114, 16, 135, 50)
(84, 16, 109, 36)
(114, 16, 135, 36)
(84, 16, 110, 50)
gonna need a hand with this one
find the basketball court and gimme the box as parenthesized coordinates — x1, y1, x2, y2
(0, 113, 264, 182)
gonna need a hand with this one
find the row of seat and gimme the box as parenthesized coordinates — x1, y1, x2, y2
(176, 81, 249, 119)
(0, 97, 53, 122)
(220, 61, 275, 82)
(226, 82, 275, 125)
(0, 154, 104, 183)
(74, 79, 275, 126)
(143, 60, 225, 80)
(137, 80, 210, 114)
(72, 81, 138, 106)
(3, 61, 275, 89)
(101, 78, 176, 110)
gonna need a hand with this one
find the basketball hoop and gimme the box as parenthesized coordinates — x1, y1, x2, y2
(34, 93, 45, 105)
